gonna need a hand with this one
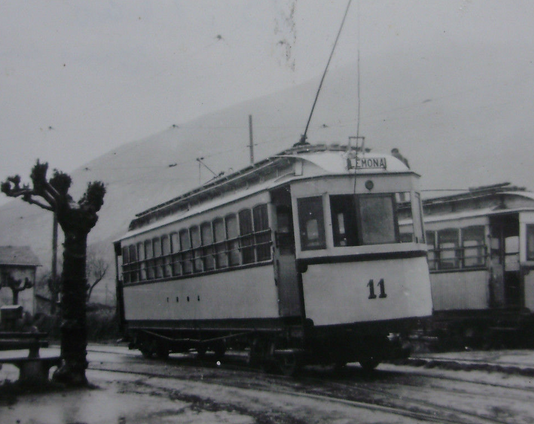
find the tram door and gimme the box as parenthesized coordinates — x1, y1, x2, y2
(489, 215, 521, 308)
(271, 188, 302, 318)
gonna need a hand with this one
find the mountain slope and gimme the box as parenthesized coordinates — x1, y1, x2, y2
(1, 42, 532, 301)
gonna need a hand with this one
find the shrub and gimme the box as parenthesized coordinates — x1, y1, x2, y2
(86, 304, 119, 342)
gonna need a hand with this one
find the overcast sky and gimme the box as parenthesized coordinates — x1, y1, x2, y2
(1, 0, 533, 205)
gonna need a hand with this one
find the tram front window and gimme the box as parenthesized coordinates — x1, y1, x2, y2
(329, 193, 399, 247)
(359, 195, 396, 245)
(297, 197, 326, 250)
(330, 195, 358, 246)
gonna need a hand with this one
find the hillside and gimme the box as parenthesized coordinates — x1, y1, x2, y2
(1, 42, 533, 302)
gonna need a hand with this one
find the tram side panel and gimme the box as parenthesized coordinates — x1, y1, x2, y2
(430, 270, 489, 311)
(122, 264, 280, 325)
(302, 256, 432, 328)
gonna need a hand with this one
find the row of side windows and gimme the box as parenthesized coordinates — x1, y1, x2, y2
(121, 204, 271, 284)
(426, 226, 486, 271)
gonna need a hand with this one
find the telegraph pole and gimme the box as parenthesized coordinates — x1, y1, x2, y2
(51, 211, 58, 314)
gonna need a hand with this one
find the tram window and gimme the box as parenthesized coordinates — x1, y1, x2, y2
(137, 242, 146, 281)
(462, 226, 486, 268)
(213, 218, 228, 268)
(190, 226, 203, 272)
(426, 231, 437, 270)
(505, 235, 520, 271)
(162, 235, 171, 277)
(253, 204, 271, 261)
(170, 233, 179, 253)
(122, 246, 129, 265)
(145, 240, 154, 279)
(128, 245, 138, 283)
(226, 214, 240, 266)
(152, 238, 162, 279)
(239, 209, 255, 264)
(298, 197, 326, 250)
(330, 195, 358, 246)
(122, 246, 130, 283)
(277, 210, 291, 233)
(276, 206, 294, 252)
(396, 192, 414, 243)
(415, 193, 425, 243)
(438, 229, 459, 269)
(179, 229, 192, 274)
(201, 222, 215, 271)
(358, 195, 397, 245)
(170, 233, 181, 276)
(395, 192, 411, 204)
(528, 225, 534, 261)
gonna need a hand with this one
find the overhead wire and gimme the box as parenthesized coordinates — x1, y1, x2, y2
(299, 0, 353, 144)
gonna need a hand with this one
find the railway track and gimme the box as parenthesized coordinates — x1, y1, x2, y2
(87, 350, 534, 424)
(297, 372, 529, 424)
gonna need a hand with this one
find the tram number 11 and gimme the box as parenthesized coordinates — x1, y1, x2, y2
(367, 279, 387, 299)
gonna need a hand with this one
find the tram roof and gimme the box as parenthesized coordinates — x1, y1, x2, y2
(423, 205, 534, 224)
(422, 183, 530, 205)
(420, 186, 534, 224)
(124, 143, 411, 236)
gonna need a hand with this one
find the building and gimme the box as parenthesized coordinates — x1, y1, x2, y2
(0, 246, 40, 314)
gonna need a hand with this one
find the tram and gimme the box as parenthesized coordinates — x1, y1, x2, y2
(114, 143, 433, 373)
(400, 183, 534, 347)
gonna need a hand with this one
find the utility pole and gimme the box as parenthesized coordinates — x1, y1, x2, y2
(248, 115, 254, 164)
(51, 211, 58, 314)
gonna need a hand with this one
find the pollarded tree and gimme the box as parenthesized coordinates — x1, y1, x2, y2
(1, 160, 106, 386)
(4, 274, 33, 305)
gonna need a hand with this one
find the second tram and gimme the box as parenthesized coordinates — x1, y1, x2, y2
(401, 183, 534, 348)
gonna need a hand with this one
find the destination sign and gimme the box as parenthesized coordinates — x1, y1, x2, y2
(347, 157, 387, 170)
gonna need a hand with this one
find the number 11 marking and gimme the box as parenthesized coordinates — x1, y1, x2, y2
(367, 279, 387, 299)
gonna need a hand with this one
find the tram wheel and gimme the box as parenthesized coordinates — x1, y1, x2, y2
(278, 353, 301, 377)
(359, 358, 380, 371)
(140, 348, 154, 359)
(155, 342, 170, 359)
(246, 338, 263, 367)
(334, 361, 348, 372)
(213, 341, 227, 360)
(196, 344, 207, 359)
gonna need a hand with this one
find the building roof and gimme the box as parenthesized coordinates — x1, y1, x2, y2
(0, 246, 41, 267)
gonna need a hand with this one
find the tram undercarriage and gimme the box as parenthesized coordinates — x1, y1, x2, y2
(125, 318, 413, 375)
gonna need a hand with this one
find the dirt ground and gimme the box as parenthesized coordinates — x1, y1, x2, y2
(3, 346, 534, 423)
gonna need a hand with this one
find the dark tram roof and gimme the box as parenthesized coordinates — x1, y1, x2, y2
(423, 182, 527, 206)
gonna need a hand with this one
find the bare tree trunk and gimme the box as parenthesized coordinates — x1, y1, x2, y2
(52, 231, 88, 386)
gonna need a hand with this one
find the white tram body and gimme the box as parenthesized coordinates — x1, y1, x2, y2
(115, 144, 432, 369)
(400, 183, 534, 345)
